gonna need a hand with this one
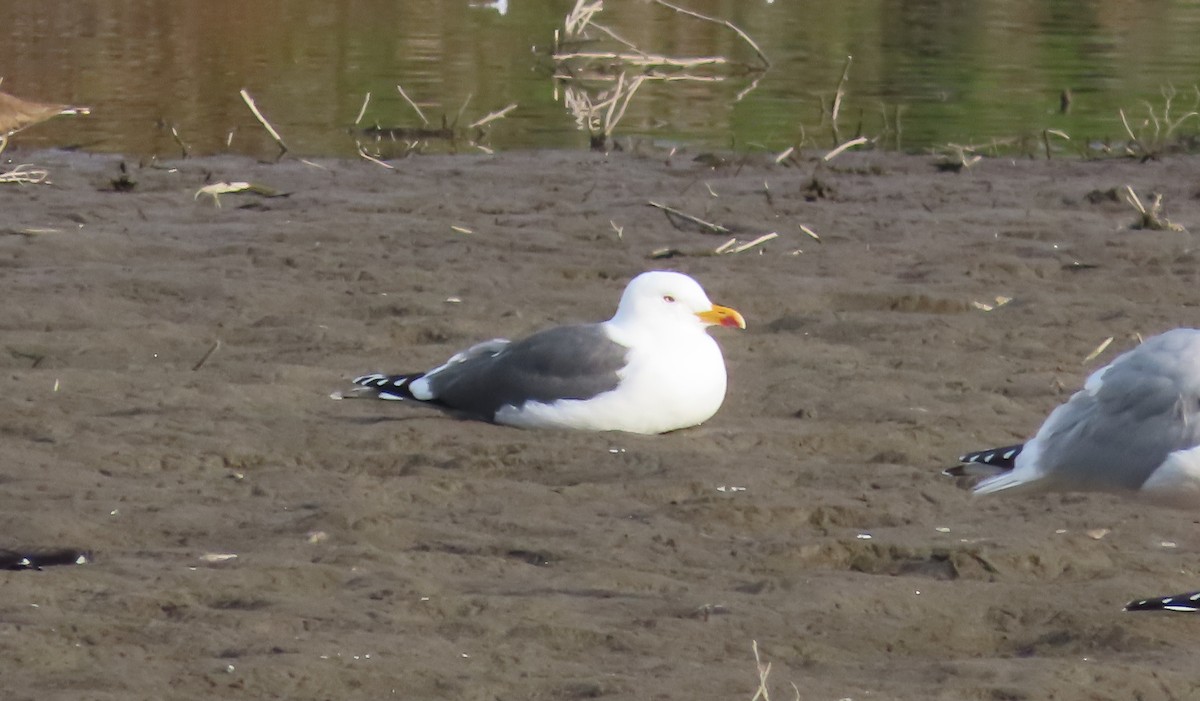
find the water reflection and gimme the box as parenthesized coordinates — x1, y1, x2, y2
(0, 0, 1198, 158)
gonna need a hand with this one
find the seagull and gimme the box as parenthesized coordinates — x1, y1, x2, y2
(945, 328, 1200, 612)
(333, 270, 745, 434)
(947, 328, 1200, 509)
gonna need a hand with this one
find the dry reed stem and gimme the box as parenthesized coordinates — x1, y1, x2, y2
(1083, 336, 1113, 364)
(651, 0, 770, 68)
(564, 0, 603, 37)
(357, 144, 395, 169)
(469, 103, 518, 129)
(589, 21, 645, 54)
(751, 640, 772, 701)
(823, 135, 868, 161)
(0, 163, 50, 184)
(604, 74, 645, 136)
(192, 340, 221, 371)
(735, 73, 764, 102)
(354, 92, 372, 125)
(713, 238, 736, 254)
(648, 200, 729, 234)
(552, 51, 728, 68)
(455, 93, 473, 128)
(1041, 128, 1070, 160)
(554, 71, 723, 83)
(1118, 108, 1141, 151)
(730, 232, 778, 253)
(170, 124, 190, 158)
(396, 84, 429, 125)
(799, 224, 820, 242)
(830, 54, 853, 143)
(749, 640, 801, 701)
(239, 89, 287, 156)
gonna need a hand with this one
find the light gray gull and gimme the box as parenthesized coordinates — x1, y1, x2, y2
(333, 270, 746, 434)
(947, 328, 1200, 509)
(944, 328, 1200, 612)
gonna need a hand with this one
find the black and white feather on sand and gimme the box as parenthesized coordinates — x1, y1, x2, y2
(1125, 590, 1200, 612)
(333, 271, 746, 434)
(0, 548, 90, 570)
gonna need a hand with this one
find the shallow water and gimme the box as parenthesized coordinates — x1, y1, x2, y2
(2, 0, 1200, 157)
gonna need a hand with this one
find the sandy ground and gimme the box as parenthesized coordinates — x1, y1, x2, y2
(3, 145, 1200, 700)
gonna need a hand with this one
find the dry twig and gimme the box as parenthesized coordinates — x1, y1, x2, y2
(239, 89, 287, 156)
(648, 200, 729, 234)
(651, 0, 770, 68)
(830, 55, 853, 143)
(396, 84, 429, 125)
(469, 103, 518, 129)
(824, 135, 869, 161)
(354, 92, 372, 125)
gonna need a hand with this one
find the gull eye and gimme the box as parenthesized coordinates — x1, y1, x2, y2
(663, 295, 676, 303)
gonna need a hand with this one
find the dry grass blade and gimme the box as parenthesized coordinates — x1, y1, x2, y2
(469, 103, 518, 129)
(1083, 336, 1114, 364)
(1118, 107, 1141, 152)
(396, 83, 429, 125)
(564, 0, 603, 37)
(354, 92, 372, 125)
(357, 144, 395, 169)
(455, 93, 473, 128)
(239, 89, 287, 156)
(192, 340, 221, 371)
(830, 54, 853, 143)
(1041, 128, 1070, 159)
(170, 124, 190, 158)
(651, 0, 770, 68)
(552, 51, 728, 68)
(730, 232, 778, 253)
(648, 201, 729, 234)
(823, 135, 869, 161)
(603, 74, 645, 136)
(588, 21, 645, 53)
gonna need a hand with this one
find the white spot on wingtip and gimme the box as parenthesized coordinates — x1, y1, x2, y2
(330, 391, 344, 400)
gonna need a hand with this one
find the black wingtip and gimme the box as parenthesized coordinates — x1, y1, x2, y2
(957, 443, 1025, 471)
(1124, 590, 1200, 613)
(348, 372, 421, 401)
(0, 548, 91, 571)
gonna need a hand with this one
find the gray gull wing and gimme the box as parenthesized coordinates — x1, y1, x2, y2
(955, 328, 1200, 501)
(349, 324, 627, 421)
